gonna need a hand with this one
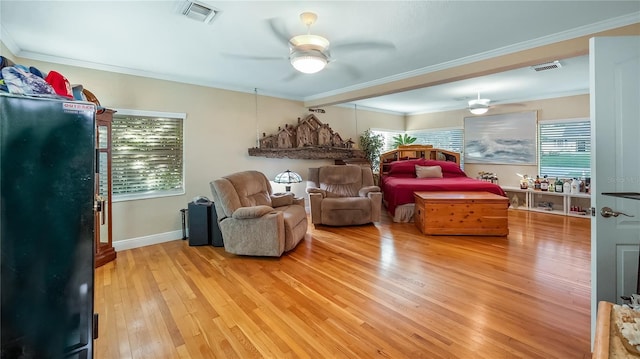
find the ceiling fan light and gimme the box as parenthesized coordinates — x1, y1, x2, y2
(469, 107, 489, 115)
(468, 98, 490, 115)
(290, 34, 330, 50)
(291, 54, 327, 74)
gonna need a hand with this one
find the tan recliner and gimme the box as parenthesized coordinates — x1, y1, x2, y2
(209, 170, 307, 256)
(306, 165, 382, 226)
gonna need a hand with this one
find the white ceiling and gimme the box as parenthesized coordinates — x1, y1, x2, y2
(1, 1, 639, 114)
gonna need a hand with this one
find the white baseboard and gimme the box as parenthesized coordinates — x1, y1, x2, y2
(113, 230, 184, 252)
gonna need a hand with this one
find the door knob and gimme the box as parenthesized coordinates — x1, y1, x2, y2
(600, 206, 635, 218)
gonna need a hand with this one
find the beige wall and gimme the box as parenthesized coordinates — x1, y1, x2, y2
(4, 47, 404, 243)
(2, 41, 590, 240)
(406, 94, 590, 187)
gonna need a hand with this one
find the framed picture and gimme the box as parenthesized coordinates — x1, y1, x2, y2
(464, 111, 537, 164)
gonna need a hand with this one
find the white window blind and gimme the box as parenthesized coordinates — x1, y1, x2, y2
(408, 128, 464, 153)
(112, 110, 185, 201)
(408, 128, 464, 166)
(371, 127, 464, 166)
(539, 118, 591, 179)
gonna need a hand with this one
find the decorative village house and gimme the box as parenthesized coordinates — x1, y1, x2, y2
(249, 114, 364, 160)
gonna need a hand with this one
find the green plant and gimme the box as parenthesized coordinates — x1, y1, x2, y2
(359, 129, 384, 173)
(392, 133, 417, 148)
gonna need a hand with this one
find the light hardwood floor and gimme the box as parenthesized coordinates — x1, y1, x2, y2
(95, 210, 591, 358)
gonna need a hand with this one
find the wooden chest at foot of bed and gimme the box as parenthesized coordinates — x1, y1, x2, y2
(414, 191, 509, 236)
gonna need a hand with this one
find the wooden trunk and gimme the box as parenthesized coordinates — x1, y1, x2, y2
(414, 191, 509, 236)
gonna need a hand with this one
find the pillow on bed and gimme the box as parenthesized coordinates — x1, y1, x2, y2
(387, 159, 423, 176)
(386, 159, 467, 177)
(415, 165, 443, 178)
(420, 160, 467, 178)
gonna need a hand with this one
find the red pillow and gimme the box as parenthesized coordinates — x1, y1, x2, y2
(420, 160, 467, 177)
(387, 159, 423, 176)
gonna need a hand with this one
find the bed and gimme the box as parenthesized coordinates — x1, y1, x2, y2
(379, 146, 506, 223)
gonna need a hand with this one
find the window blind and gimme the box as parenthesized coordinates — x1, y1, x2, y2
(112, 113, 185, 200)
(539, 119, 591, 179)
(371, 127, 464, 166)
(408, 128, 464, 166)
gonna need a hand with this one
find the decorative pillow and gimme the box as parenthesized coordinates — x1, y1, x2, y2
(415, 165, 443, 178)
(387, 159, 423, 176)
(420, 160, 467, 177)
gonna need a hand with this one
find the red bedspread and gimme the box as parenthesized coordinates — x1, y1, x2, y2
(381, 176, 506, 215)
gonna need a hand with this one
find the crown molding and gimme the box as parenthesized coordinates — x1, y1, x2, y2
(1, 24, 20, 56)
(304, 12, 640, 103)
(3, 11, 637, 109)
(11, 48, 305, 103)
(333, 103, 405, 116)
(404, 89, 590, 116)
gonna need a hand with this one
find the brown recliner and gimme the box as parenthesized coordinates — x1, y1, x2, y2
(210, 170, 307, 256)
(306, 165, 382, 226)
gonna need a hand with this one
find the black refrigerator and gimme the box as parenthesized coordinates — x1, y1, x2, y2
(0, 93, 96, 358)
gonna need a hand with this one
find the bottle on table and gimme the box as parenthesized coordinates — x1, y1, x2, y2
(540, 175, 549, 191)
(555, 177, 564, 193)
(570, 178, 580, 194)
(563, 179, 571, 194)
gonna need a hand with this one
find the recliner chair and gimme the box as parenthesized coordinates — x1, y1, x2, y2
(306, 165, 382, 226)
(210, 170, 307, 256)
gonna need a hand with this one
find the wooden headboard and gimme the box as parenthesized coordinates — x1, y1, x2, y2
(379, 145, 461, 175)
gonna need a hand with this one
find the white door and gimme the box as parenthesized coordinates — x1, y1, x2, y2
(591, 35, 640, 341)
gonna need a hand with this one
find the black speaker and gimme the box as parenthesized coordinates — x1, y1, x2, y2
(210, 204, 224, 247)
(187, 201, 224, 247)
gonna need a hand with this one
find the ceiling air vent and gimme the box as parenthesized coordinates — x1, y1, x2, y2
(181, 1, 219, 24)
(530, 60, 562, 72)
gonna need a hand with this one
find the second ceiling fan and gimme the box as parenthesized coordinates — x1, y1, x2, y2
(466, 90, 526, 115)
(468, 91, 491, 115)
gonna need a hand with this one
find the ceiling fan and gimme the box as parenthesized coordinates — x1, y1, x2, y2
(224, 12, 395, 77)
(468, 91, 491, 115)
(288, 12, 331, 74)
(465, 91, 525, 115)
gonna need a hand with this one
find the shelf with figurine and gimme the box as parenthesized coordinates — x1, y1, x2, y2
(502, 175, 591, 218)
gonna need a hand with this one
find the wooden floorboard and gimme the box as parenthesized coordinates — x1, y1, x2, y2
(95, 210, 592, 358)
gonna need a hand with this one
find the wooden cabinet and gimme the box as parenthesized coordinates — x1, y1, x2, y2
(95, 109, 117, 267)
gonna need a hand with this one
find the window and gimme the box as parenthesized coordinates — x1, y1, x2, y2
(371, 127, 465, 167)
(408, 127, 464, 165)
(112, 109, 185, 201)
(539, 118, 591, 179)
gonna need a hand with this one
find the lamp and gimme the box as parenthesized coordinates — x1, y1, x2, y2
(468, 92, 490, 115)
(274, 170, 303, 192)
(289, 32, 330, 74)
(290, 49, 328, 74)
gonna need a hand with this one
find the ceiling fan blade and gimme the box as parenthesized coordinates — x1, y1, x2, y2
(491, 100, 527, 108)
(497, 103, 527, 108)
(220, 52, 286, 61)
(267, 18, 292, 46)
(331, 41, 396, 53)
(282, 71, 302, 82)
(328, 60, 361, 79)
